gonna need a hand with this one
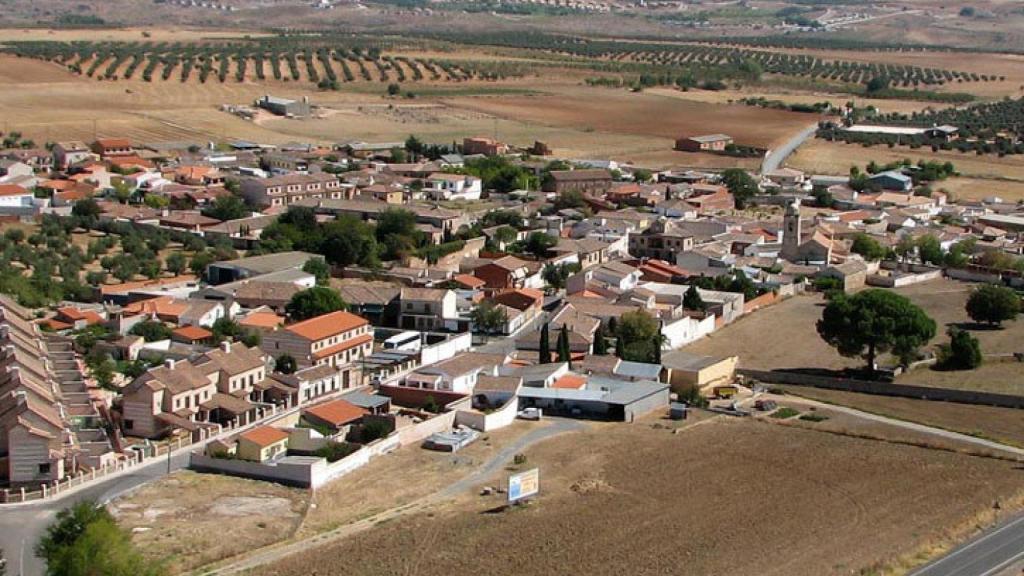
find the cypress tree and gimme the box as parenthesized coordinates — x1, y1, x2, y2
(593, 324, 608, 355)
(538, 323, 551, 364)
(652, 334, 662, 364)
(558, 325, 571, 364)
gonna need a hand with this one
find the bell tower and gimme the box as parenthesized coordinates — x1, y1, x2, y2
(782, 199, 801, 261)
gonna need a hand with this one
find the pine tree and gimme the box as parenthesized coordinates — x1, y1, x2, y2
(538, 323, 552, 364)
(683, 284, 706, 312)
(593, 324, 608, 355)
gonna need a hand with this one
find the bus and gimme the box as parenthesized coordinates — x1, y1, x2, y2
(383, 331, 422, 352)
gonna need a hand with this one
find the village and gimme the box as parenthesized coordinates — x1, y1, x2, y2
(1, 101, 1024, 575)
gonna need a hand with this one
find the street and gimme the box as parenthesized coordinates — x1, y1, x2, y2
(761, 123, 818, 175)
(909, 511, 1024, 576)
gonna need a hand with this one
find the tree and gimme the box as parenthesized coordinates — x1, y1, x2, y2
(38, 500, 165, 576)
(405, 135, 425, 160)
(538, 323, 552, 364)
(615, 310, 662, 363)
(720, 168, 758, 209)
(894, 235, 917, 263)
(275, 354, 297, 375)
(387, 82, 401, 96)
(632, 168, 653, 183)
(201, 194, 249, 221)
(557, 325, 571, 365)
(165, 251, 187, 276)
(129, 320, 172, 342)
(522, 232, 556, 259)
(965, 283, 1021, 327)
(683, 284, 706, 312)
(916, 234, 943, 265)
(302, 257, 331, 286)
(471, 301, 506, 336)
(286, 286, 347, 321)
(592, 323, 609, 355)
(189, 251, 215, 276)
(851, 233, 887, 261)
(817, 289, 936, 373)
(937, 328, 982, 370)
(542, 262, 579, 291)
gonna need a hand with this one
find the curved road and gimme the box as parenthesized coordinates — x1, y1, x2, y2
(761, 123, 818, 175)
(198, 418, 585, 576)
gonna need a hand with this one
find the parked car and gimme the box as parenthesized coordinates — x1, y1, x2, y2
(754, 399, 778, 412)
(518, 407, 543, 421)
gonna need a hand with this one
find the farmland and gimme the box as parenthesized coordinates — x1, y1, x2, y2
(258, 418, 1024, 576)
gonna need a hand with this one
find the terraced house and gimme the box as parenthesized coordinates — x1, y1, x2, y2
(0, 296, 115, 487)
(120, 342, 268, 439)
(239, 173, 344, 207)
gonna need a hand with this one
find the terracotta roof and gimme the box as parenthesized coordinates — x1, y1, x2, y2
(451, 274, 486, 289)
(239, 311, 285, 329)
(0, 184, 29, 197)
(303, 398, 367, 427)
(94, 138, 132, 149)
(311, 333, 373, 360)
(551, 374, 587, 389)
(173, 325, 212, 341)
(239, 425, 289, 447)
(285, 310, 369, 342)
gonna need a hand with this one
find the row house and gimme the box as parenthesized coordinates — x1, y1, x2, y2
(261, 310, 373, 377)
(239, 173, 344, 207)
(120, 341, 267, 439)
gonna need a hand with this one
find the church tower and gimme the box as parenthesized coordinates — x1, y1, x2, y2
(781, 199, 801, 261)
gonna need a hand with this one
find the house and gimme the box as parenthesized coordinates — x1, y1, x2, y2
(817, 260, 868, 292)
(869, 171, 913, 192)
(171, 325, 214, 345)
(122, 297, 233, 328)
(255, 94, 311, 117)
(261, 310, 373, 374)
(764, 168, 807, 189)
(424, 173, 482, 201)
(628, 219, 695, 262)
(53, 141, 94, 170)
(675, 134, 733, 152)
(120, 342, 267, 438)
(91, 138, 134, 158)
(0, 160, 33, 180)
(473, 256, 533, 291)
(462, 137, 508, 156)
(239, 173, 344, 208)
(405, 352, 507, 394)
(336, 280, 402, 326)
(544, 169, 613, 195)
(159, 210, 221, 234)
(0, 184, 35, 213)
(300, 398, 367, 435)
(270, 364, 346, 405)
(492, 288, 544, 330)
(399, 288, 458, 331)
(262, 153, 309, 174)
(555, 237, 611, 270)
(236, 426, 290, 462)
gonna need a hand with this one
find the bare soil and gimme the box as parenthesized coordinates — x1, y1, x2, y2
(109, 470, 308, 574)
(259, 418, 1024, 576)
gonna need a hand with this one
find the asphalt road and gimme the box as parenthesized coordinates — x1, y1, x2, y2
(761, 123, 818, 175)
(909, 511, 1024, 576)
(0, 451, 190, 576)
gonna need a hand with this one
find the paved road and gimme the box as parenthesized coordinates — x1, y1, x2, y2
(201, 418, 585, 576)
(0, 451, 190, 576)
(909, 511, 1024, 576)
(761, 123, 818, 175)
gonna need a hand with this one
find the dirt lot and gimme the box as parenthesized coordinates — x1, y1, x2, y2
(786, 139, 1024, 183)
(260, 417, 1024, 576)
(108, 470, 308, 574)
(687, 278, 1024, 394)
(776, 386, 1024, 449)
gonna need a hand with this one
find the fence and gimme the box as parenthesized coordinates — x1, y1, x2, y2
(739, 368, 1024, 409)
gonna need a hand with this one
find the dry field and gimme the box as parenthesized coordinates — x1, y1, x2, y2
(786, 139, 1024, 182)
(930, 176, 1024, 203)
(776, 385, 1024, 448)
(109, 470, 308, 574)
(0, 27, 259, 43)
(260, 418, 1024, 576)
(685, 278, 1024, 394)
(646, 86, 944, 116)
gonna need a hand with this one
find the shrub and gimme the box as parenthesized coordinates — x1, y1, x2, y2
(770, 407, 800, 419)
(314, 441, 360, 463)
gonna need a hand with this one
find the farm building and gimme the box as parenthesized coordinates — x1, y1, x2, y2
(517, 377, 669, 422)
(675, 134, 734, 153)
(543, 169, 613, 194)
(255, 95, 311, 117)
(869, 171, 913, 192)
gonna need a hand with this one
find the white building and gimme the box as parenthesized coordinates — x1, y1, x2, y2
(424, 173, 482, 201)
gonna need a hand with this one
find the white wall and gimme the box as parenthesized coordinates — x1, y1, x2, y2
(662, 314, 716, 348)
(420, 331, 472, 367)
(456, 397, 519, 432)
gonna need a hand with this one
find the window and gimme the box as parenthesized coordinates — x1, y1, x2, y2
(124, 419, 134, 430)
(38, 463, 51, 475)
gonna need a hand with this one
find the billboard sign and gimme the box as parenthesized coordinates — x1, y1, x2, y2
(508, 468, 540, 503)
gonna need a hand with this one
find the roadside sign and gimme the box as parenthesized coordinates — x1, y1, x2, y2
(508, 468, 540, 503)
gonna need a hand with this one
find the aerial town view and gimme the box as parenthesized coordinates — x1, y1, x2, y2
(2, 0, 1024, 574)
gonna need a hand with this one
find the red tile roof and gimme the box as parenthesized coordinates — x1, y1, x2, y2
(285, 310, 368, 342)
(311, 333, 373, 360)
(173, 325, 213, 341)
(552, 374, 587, 389)
(239, 425, 290, 447)
(303, 399, 367, 427)
(0, 184, 29, 197)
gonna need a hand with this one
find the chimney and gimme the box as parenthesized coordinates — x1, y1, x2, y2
(164, 358, 176, 370)
(220, 340, 232, 354)
(13, 389, 27, 406)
